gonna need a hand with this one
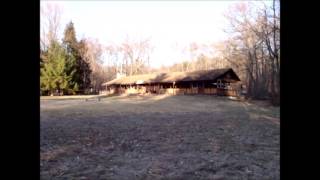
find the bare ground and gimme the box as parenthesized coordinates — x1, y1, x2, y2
(40, 94, 280, 180)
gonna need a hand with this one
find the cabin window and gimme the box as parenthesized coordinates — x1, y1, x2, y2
(217, 79, 231, 89)
(217, 79, 223, 89)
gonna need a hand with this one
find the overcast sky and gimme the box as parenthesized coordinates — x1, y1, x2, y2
(41, 1, 270, 68)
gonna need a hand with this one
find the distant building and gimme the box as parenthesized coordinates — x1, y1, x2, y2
(102, 68, 241, 97)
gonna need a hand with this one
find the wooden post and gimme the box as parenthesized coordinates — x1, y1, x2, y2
(173, 81, 175, 95)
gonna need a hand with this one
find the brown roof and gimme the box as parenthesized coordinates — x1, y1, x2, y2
(103, 68, 240, 86)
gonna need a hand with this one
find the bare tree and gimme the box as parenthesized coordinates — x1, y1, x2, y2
(105, 44, 120, 70)
(120, 37, 153, 76)
(101, 37, 154, 85)
(78, 38, 107, 92)
(222, 0, 280, 104)
(105, 43, 121, 79)
(40, 3, 62, 51)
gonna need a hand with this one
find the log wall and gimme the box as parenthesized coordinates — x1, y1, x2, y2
(109, 86, 238, 97)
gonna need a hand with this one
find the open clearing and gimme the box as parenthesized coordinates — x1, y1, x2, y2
(40, 95, 280, 180)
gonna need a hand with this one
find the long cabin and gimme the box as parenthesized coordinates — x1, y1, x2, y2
(102, 68, 241, 96)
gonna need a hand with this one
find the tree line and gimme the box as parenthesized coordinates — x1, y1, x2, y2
(41, 22, 94, 95)
(41, 1, 279, 105)
(41, 4, 108, 95)
(222, 0, 280, 105)
(151, 1, 280, 105)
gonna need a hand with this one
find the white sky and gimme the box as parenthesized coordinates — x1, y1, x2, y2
(41, 1, 269, 68)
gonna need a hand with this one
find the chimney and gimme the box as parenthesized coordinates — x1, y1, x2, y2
(116, 72, 126, 79)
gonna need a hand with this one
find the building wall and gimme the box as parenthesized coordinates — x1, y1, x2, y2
(106, 85, 238, 97)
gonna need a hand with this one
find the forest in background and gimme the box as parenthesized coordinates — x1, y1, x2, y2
(40, 0, 279, 105)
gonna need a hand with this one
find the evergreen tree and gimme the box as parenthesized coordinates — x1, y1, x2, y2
(78, 39, 92, 90)
(40, 40, 76, 95)
(63, 21, 91, 92)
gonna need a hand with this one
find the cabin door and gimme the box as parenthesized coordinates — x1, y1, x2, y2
(198, 82, 205, 94)
(199, 87, 205, 94)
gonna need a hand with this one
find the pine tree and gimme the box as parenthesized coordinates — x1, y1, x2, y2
(40, 40, 76, 95)
(63, 22, 91, 92)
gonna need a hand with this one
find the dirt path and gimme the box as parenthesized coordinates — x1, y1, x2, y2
(41, 95, 279, 180)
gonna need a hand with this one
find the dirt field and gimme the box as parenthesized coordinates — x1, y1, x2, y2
(40, 94, 280, 180)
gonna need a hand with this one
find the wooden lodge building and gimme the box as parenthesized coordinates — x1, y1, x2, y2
(102, 68, 241, 97)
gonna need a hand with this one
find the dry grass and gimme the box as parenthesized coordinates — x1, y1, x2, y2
(40, 94, 110, 100)
(41, 94, 279, 180)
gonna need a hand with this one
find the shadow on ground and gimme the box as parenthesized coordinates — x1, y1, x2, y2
(40, 94, 279, 180)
